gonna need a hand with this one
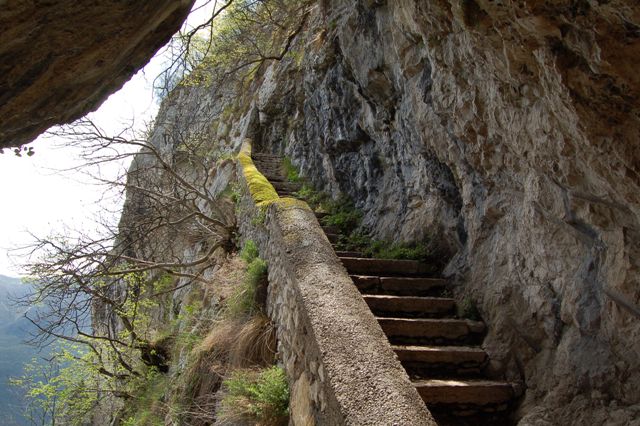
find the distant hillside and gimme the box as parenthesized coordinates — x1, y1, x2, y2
(0, 274, 31, 323)
(0, 274, 38, 426)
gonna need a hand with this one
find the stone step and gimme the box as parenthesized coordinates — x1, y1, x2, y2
(335, 250, 364, 258)
(363, 295, 455, 317)
(350, 275, 447, 296)
(253, 161, 281, 166)
(256, 168, 284, 174)
(255, 167, 284, 176)
(252, 153, 283, 160)
(252, 161, 283, 169)
(321, 225, 340, 234)
(414, 379, 515, 406)
(392, 345, 487, 377)
(393, 345, 487, 365)
(340, 257, 436, 277)
(252, 157, 282, 162)
(325, 233, 340, 244)
(272, 181, 302, 192)
(378, 318, 485, 345)
(253, 161, 283, 166)
(258, 172, 286, 181)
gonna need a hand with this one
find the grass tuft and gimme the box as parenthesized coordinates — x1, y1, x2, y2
(364, 240, 434, 262)
(321, 197, 362, 235)
(225, 257, 268, 318)
(283, 157, 301, 183)
(219, 366, 289, 426)
(240, 240, 259, 263)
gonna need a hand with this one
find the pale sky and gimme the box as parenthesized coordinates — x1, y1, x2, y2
(0, 1, 215, 277)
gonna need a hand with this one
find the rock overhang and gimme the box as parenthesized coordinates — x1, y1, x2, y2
(0, 0, 195, 149)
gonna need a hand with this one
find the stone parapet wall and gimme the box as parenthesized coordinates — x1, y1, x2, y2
(236, 140, 434, 425)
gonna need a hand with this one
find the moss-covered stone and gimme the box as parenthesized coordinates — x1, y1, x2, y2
(237, 140, 279, 207)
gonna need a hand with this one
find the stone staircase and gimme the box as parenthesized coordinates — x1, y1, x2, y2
(252, 153, 519, 425)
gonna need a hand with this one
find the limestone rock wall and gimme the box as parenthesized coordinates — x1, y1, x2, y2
(0, 0, 194, 148)
(90, 0, 640, 422)
(247, 0, 640, 423)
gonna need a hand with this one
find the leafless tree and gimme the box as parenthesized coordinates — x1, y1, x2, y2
(18, 111, 237, 381)
(15, 0, 311, 404)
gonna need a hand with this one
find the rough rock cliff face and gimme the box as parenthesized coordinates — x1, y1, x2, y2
(235, 0, 640, 423)
(104, 0, 639, 423)
(0, 0, 194, 148)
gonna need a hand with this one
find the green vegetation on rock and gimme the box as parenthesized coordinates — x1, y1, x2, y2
(289, 166, 441, 263)
(219, 366, 289, 426)
(283, 157, 301, 183)
(457, 296, 481, 321)
(108, 246, 283, 425)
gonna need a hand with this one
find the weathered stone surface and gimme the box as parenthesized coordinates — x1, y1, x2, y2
(340, 257, 436, 276)
(378, 318, 485, 343)
(393, 345, 487, 367)
(363, 295, 455, 316)
(414, 379, 515, 405)
(0, 0, 194, 148)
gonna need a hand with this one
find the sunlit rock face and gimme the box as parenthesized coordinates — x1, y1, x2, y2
(248, 0, 640, 423)
(0, 0, 194, 148)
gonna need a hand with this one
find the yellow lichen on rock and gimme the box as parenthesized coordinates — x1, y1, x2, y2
(237, 140, 279, 207)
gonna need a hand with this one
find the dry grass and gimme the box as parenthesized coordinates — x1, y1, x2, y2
(205, 254, 247, 302)
(166, 247, 282, 425)
(197, 313, 276, 368)
(174, 313, 276, 425)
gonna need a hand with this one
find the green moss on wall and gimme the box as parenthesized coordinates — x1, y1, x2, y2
(237, 142, 279, 207)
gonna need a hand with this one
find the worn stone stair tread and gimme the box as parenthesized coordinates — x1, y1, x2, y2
(252, 153, 283, 159)
(392, 345, 487, 365)
(340, 257, 435, 276)
(272, 181, 302, 191)
(363, 295, 455, 315)
(350, 275, 447, 295)
(253, 164, 283, 169)
(325, 233, 340, 243)
(253, 161, 283, 165)
(378, 317, 486, 339)
(413, 379, 515, 405)
(335, 250, 364, 257)
(321, 225, 340, 234)
(257, 172, 286, 181)
(256, 169, 284, 176)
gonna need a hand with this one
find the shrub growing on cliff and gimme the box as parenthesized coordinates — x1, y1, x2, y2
(321, 197, 362, 235)
(219, 366, 289, 426)
(163, 0, 311, 96)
